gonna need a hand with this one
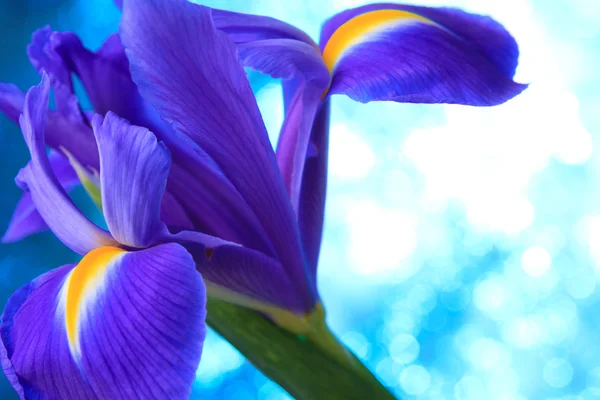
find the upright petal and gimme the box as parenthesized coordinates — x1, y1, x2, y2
(320, 4, 526, 105)
(28, 26, 77, 115)
(26, 27, 100, 169)
(51, 31, 142, 119)
(16, 75, 116, 255)
(91, 111, 263, 255)
(121, 0, 316, 308)
(0, 81, 99, 172)
(237, 40, 329, 210)
(92, 112, 170, 248)
(2, 150, 80, 243)
(207, 3, 332, 213)
(44, 28, 273, 253)
(160, 190, 194, 232)
(1, 243, 206, 400)
(297, 100, 331, 279)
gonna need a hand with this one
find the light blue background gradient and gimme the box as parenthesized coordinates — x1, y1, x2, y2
(1, 0, 598, 399)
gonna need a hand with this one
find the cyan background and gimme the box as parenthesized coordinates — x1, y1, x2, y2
(1, 0, 599, 399)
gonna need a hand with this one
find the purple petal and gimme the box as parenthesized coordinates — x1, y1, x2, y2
(16, 75, 116, 255)
(211, 7, 315, 45)
(28, 27, 75, 103)
(160, 190, 194, 232)
(92, 112, 170, 248)
(276, 82, 325, 211)
(91, 112, 257, 254)
(0, 243, 206, 399)
(24, 27, 256, 247)
(1, 195, 46, 245)
(320, 4, 526, 105)
(121, 0, 316, 309)
(45, 109, 100, 171)
(46, 28, 273, 252)
(96, 33, 129, 69)
(0, 264, 77, 400)
(24, 27, 100, 169)
(2, 150, 80, 243)
(297, 100, 331, 279)
(210, 5, 331, 216)
(51, 31, 144, 120)
(237, 39, 328, 83)
(0, 81, 99, 172)
(0, 83, 25, 123)
(320, 4, 521, 78)
(164, 163, 274, 253)
(186, 242, 309, 313)
(213, 15, 330, 212)
(236, 40, 328, 209)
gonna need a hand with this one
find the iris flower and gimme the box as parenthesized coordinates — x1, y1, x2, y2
(1, 74, 210, 398)
(0, 0, 525, 398)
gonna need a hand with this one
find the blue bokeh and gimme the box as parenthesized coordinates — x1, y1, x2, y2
(1, 0, 599, 399)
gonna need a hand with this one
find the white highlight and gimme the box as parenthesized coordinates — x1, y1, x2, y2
(329, 123, 375, 180)
(520, 246, 552, 277)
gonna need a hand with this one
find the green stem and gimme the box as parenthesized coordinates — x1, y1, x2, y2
(206, 298, 396, 400)
(304, 311, 364, 374)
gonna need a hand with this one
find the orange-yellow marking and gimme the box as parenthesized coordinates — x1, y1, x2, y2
(322, 9, 433, 72)
(64, 246, 125, 358)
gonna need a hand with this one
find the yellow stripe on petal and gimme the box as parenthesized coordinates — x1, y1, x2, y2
(63, 246, 125, 361)
(322, 9, 434, 72)
(60, 147, 103, 211)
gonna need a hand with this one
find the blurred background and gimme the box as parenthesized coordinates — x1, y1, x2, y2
(0, 0, 598, 399)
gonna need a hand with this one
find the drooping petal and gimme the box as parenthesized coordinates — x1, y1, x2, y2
(211, 7, 315, 45)
(237, 39, 327, 83)
(2, 150, 80, 243)
(16, 74, 116, 255)
(320, 4, 526, 105)
(92, 112, 170, 248)
(121, 0, 316, 308)
(297, 100, 331, 279)
(1, 243, 206, 400)
(113, 0, 314, 45)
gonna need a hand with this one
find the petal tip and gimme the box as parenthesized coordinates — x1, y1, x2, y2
(1, 232, 18, 244)
(90, 112, 104, 131)
(0, 226, 34, 244)
(14, 168, 29, 192)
